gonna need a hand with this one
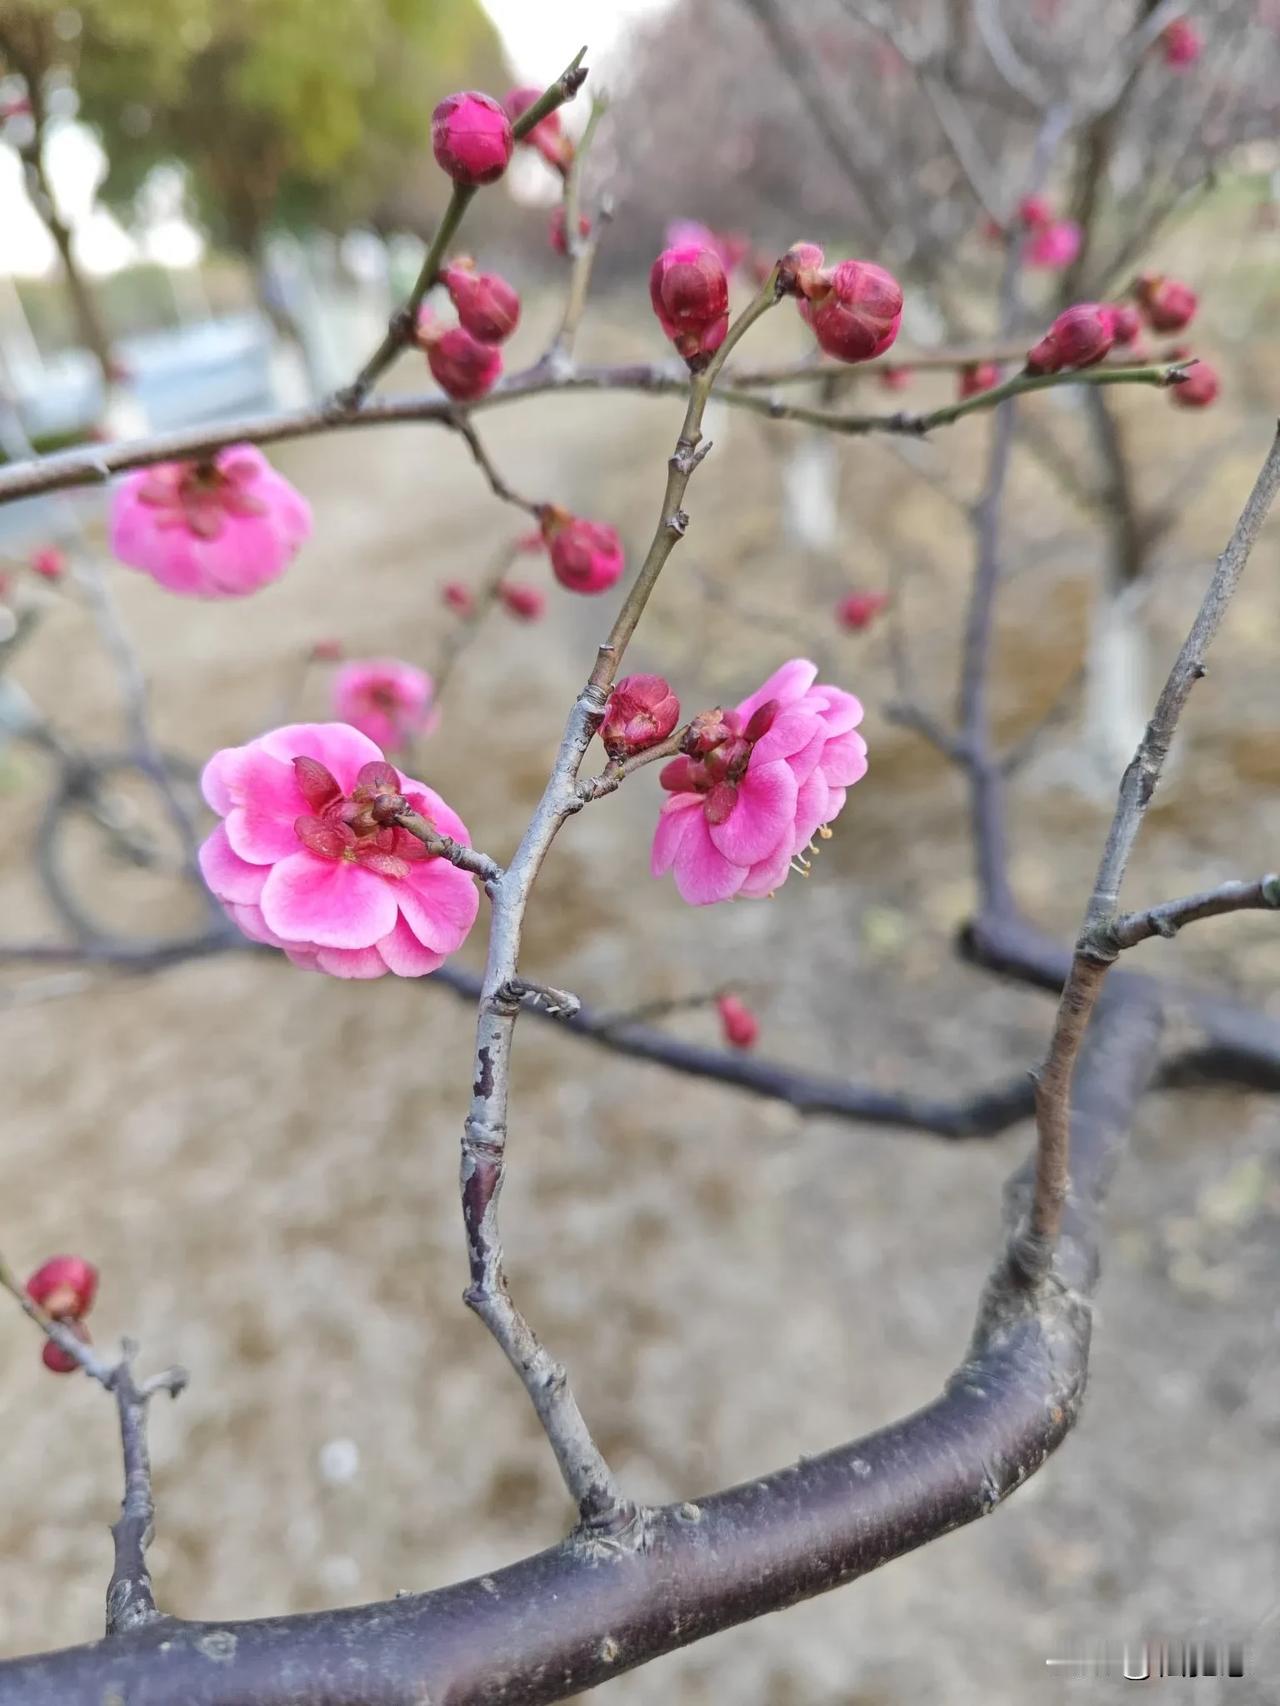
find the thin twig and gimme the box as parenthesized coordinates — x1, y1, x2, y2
(105, 1346, 186, 1636)
(1109, 875, 1280, 952)
(393, 808, 503, 888)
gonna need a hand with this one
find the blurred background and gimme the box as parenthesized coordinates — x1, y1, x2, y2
(1, 2, 1279, 1701)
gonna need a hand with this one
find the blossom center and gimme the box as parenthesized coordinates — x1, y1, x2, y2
(290, 756, 432, 880)
(135, 457, 269, 541)
(658, 699, 780, 823)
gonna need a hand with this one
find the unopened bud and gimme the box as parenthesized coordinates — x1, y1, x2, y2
(649, 245, 730, 370)
(441, 260, 521, 344)
(1170, 361, 1219, 409)
(418, 317, 504, 400)
(539, 506, 625, 595)
(26, 1255, 98, 1321)
(42, 1320, 91, 1375)
(797, 260, 903, 364)
(442, 581, 475, 617)
(431, 91, 514, 187)
(498, 581, 546, 621)
(1134, 273, 1198, 334)
(601, 674, 681, 759)
(716, 993, 759, 1051)
(836, 590, 889, 632)
(1025, 303, 1115, 375)
(958, 361, 1001, 399)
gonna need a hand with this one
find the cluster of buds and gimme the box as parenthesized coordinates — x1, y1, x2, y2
(440, 259, 520, 344)
(601, 674, 681, 759)
(716, 992, 759, 1050)
(1025, 302, 1116, 375)
(26, 1255, 98, 1374)
(1133, 272, 1198, 334)
(416, 309, 503, 401)
(504, 87, 573, 175)
(1161, 16, 1203, 67)
(835, 590, 889, 633)
(959, 361, 1001, 400)
(649, 244, 730, 370)
(537, 504, 625, 595)
(431, 91, 514, 187)
(780, 243, 903, 365)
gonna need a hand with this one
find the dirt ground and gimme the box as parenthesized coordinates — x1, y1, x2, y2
(1, 288, 1279, 1704)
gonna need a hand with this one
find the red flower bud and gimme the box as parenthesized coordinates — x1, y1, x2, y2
(441, 260, 521, 344)
(1161, 17, 1203, 66)
(798, 260, 904, 365)
(418, 317, 503, 400)
(1107, 303, 1143, 346)
(878, 365, 913, 392)
(959, 361, 1001, 399)
(309, 637, 344, 662)
(442, 580, 475, 616)
(1170, 362, 1219, 409)
(716, 993, 759, 1051)
(504, 87, 573, 173)
(1134, 273, 1198, 334)
(682, 709, 734, 756)
(1017, 193, 1052, 230)
(549, 205, 591, 256)
(836, 590, 889, 632)
(31, 546, 65, 581)
(498, 581, 546, 621)
(601, 674, 681, 758)
(431, 91, 514, 187)
(540, 506, 625, 595)
(649, 245, 730, 370)
(42, 1320, 91, 1375)
(26, 1255, 98, 1320)
(1025, 303, 1115, 375)
(778, 241, 825, 294)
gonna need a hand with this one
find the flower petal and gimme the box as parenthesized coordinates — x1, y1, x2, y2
(791, 769, 832, 852)
(738, 840, 796, 899)
(224, 750, 305, 863)
(314, 945, 390, 979)
(395, 860, 480, 954)
(812, 685, 864, 735)
(256, 722, 385, 791)
(751, 705, 823, 767)
(707, 758, 797, 866)
(651, 794, 702, 875)
(673, 813, 748, 905)
(377, 914, 446, 977)
(819, 730, 869, 788)
(198, 824, 268, 904)
(260, 852, 399, 948)
(734, 658, 818, 723)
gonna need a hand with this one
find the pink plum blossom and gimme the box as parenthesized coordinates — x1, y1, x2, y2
(331, 659, 439, 751)
(199, 722, 479, 979)
(1024, 220, 1082, 270)
(110, 445, 311, 599)
(652, 659, 867, 906)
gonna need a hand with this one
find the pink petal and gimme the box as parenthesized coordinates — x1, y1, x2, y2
(257, 723, 385, 792)
(201, 746, 245, 814)
(811, 685, 864, 735)
(260, 852, 399, 948)
(781, 726, 828, 788)
(314, 945, 390, 979)
(707, 758, 797, 866)
(651, 794, 702, 875)
(395, 860, 480, 954)
(750, 705, 823, 767)
(819, 730, 869, 788)
(198, 824, 268, 904)
(791, 769, 832, 852)
(738, 840, 796, 899)
(376, 915, 446, 977)
(225, 901, 290, 949)
(673, 814, 748, 905)
(399, 780, 471, 848)
(224, 750, 306, 863)
(734, 659, 818, 724)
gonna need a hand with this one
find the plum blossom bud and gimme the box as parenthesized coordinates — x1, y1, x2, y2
(499, 581, 546, 621)
(777, 241, 825, 295)
(1134, 273, 1198, 334)
(442, 580, 475, 617)
(1025, 303, 1115, 375)
(26, 1255, 98, 1320)
(797, 260, 904, 364)
(549, 205, 591, 256)
(1107, 303, 1143, 346)
(540, 505, 625, 595)
(431, 91, 513, 186)
(43, 1320, 91, 1375)
(601, 674, 681, 759)
(836, 590, 889, 632)
(959, 361, 1001, 399)
(1024, 220, 1082, 270)
(878, 366, 913, 392)
(310, 637, 344, 662)
(417, 314, 503, 400)
(1162, 17, 1203, 66)
(649, 245, 729, 369)
(1170, 362, 1219, 408)
(31, 546, 65, 581)
(504, 87, 572, 173)
(717, 993, 759, 1050)
(440, 260, 520, 344)
(1017, 194, 1052, 229)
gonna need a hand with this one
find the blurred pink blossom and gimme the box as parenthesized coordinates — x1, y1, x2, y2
(332, 659, 438, 751)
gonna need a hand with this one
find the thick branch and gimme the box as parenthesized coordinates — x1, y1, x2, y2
(0, 1002, 1160, 1706)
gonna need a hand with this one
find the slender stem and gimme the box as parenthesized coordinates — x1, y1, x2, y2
(1024, 430, 1280, 1273)
(587, 272, 783, 693)
(334, 49, 588, 408)
(547, 97, 609, 363)
(1109, 875, 1280, 952)
(449, 415, 540, 514)
(393, 808, 503, 888)
(105, 1349, 186, 1636)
